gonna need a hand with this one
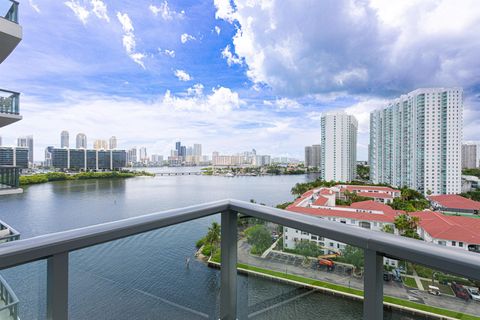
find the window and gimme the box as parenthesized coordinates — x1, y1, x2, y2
(459, 242, 463, 247)
(452, 241, 456, 246)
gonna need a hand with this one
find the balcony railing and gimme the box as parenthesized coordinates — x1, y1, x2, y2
(0, 199, 478, 319)
(0, 90, 19, 115)
(3, 0, 18, 23)
(0, 275, 18, 320)
(0, 221, 19, 244)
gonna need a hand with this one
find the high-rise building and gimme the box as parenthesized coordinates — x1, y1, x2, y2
(109, 136, 117, 150)
(370, 88, 463, 195)
(17, 135, 33, 165)
(127, 148, 137, 164)
(193, 144, 202, 157)
(321, 113, 357, 182)
(139, 147, 148, 162)
(61, 130, 69, 148)
(76, 133, 87, 149)
(186, 146, 193, 156)
(305, 145, 321, 168)
(44, 146, 54, 167)
(93, 139, 108, 150)
(462, 144, 477, 169)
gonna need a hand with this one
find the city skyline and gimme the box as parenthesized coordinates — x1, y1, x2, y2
(0, 1, 479, 162)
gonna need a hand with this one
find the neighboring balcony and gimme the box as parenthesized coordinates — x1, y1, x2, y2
(0, 89, 21, 128)
(0, 220, 19, 320)
(0, 0, 21, 64)
(0, 166, 22, 195)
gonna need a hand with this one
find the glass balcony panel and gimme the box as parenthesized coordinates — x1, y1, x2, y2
(0, 260, 47, 320)
(2, 1, 18, 23)
(69, 216, 221, 319)
(384, 259, 480, 319)
(0, 167, 20, 189)
(0, 90, 19, 115)
(238, 217, 367, 319)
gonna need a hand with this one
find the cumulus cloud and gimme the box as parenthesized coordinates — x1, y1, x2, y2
(214, 0, 480, 97)
(91, 0, 109, 22)
(263, 98, 300, 110)
(187, 83, 204, 96)
(174, 70, 192, 81)
(158, 48, 175, 58)
(29, 0, 40, 13)
(221, 45, 242, 66)
(64, 0, 90, 24)
(180, 33, 196, 44)
(214, 26, 221, 35)
(117, 12, 145, 68)
(149, 1, 185, 20)
(64, 0, 109, 24)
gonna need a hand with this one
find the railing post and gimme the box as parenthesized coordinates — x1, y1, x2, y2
(47, 252, 69, 320)
(363, 249, 383, 320)
(220, 210, 237, 320)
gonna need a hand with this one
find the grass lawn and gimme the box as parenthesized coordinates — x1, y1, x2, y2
(420, 279, 454, 295)
(236, 263, 480, 320)
(402, 276, 418, 289)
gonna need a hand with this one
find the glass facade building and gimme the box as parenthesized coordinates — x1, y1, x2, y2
(0, 147, 28, 168)
(51, 148, 127, 171)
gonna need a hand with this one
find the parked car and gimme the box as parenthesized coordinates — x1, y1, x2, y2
(466, 287, 480, 302)
(428, 285, 441, 296)
(451, 282, 470, 301)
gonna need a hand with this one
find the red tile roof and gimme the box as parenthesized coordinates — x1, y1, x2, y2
(356, 192, 394, 199)
(339, 185, 400, 193)
(411, 211, 480, 244)
(313, 196, 329, 206)
(428, 195, 480, 211)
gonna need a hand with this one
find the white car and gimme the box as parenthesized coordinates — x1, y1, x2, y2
(466, 287, 480, 301)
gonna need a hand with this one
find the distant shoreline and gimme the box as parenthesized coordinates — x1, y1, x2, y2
(19, 171, 154, 186)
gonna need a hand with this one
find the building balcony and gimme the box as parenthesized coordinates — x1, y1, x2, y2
(0, 166, 22, 195)
(0, 0, 21, 64)
(0, 89, 21, 128)
(0, 200, 477, 319)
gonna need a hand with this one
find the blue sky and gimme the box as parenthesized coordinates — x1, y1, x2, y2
(1, 0, 480, 161)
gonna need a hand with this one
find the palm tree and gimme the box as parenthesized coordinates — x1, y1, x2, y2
(206, 222, 221, 256)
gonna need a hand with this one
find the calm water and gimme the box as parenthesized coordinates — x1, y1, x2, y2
(0, 171, 416, 319)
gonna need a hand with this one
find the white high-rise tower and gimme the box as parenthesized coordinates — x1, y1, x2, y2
(370, 88, 463, 195)
(320, 113, 357, 182)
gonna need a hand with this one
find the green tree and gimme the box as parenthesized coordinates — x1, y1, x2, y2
(394, 214, 421, 239)
(245, 225, 272, 255)
(205, 222, 221, 257)
(382, 224, 394, 234)
(295, 241, 323, 259)
(356, 165, 370, 181)
(340, 245, 364, 271)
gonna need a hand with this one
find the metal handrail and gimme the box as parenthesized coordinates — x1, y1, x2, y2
(0, 275, 18, 319)
(0, 199, 478, 319)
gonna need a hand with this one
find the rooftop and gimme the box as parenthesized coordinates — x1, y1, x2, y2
(428, 194, 480, 211)
(412, 211, 480, 244)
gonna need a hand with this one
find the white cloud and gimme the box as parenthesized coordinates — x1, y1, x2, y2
(221, 45, 242, 66)
(214, 26, 221, 35)
(214, 0, 480, 97)
(116, 12, 145, 68)
(158, 48, 176, 57)
(29, 0, 40, 13)
(150, 1, 185, 20)
(214, 0, 236, 22)
(174, 69, 192, 81)
(263, 98, 300, 110)
(91, 0, 109, 22)
(64, 0, 90, 25)
(180, 33, 196, 44)
(187, 83, 204, 96)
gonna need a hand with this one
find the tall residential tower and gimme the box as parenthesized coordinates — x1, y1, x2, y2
(462, 144, 477, 169)
(370, 88, 463, 195)
(320, 113, 357, 182)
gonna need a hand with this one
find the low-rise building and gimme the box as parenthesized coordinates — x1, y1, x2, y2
(412, 211, 480, 254)
(428, 194, 480, 216)
(336, 185, 401, 204)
